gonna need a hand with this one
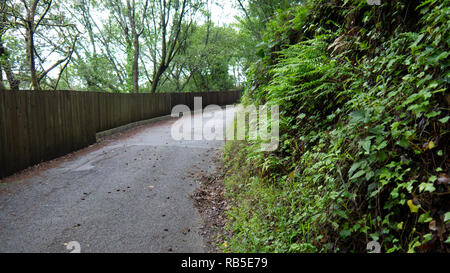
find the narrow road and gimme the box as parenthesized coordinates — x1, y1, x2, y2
(0, 107, 234, 253)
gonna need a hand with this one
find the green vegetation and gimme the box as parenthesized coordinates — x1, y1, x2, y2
(223, 0, 449, 253)
(0, 0, 247, 93)
(158, 22, 245, 93)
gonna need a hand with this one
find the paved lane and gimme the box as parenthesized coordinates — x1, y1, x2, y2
(0, 107, 234, 253)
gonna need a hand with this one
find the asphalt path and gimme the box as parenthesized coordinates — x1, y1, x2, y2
(0, 107, 234, 253)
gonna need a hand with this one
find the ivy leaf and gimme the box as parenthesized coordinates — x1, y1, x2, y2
(397, 137, 409, 149)
(418, 212, 432, 223)
(297, 113, 306, 120)
(348, 161, 362, 177)
(419, 182, 436, 193)
(349, 110, 366, 123)
(350, 170, 365, 180)
(340, 229, 351, 239)
(365, 171, 374, 181)
(425, 111, 441, 118)
(444, 212, 450, 224)
(438, 116, 449, 123)
(360, 138, 371, 154)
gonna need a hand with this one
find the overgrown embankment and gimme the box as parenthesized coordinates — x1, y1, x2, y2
(223, 0, 449, 253)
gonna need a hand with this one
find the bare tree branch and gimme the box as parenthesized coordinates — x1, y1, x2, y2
(38, 35, 78, 82)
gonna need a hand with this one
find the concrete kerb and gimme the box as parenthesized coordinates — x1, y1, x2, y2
(95, 114, 175, 141)
(95, 105, 238, 142)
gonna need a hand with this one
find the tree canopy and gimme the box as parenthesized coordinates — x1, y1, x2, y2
(0, 0, 254, 93)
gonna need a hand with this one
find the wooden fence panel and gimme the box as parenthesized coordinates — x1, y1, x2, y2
(2, 92, 14, 175)
(0, 92, 5, 177)
(27, 92, 42, 166)
(15, 93, 30, 172)
(0, 90, 241, 178)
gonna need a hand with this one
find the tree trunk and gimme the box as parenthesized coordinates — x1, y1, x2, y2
(126, 0, 143, 94)
(25, 22, 40, 90)
(132, 33, 139, 93)
(150, 65, 165, 93)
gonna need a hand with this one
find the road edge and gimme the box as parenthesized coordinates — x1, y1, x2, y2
(95, 115, 176, 141)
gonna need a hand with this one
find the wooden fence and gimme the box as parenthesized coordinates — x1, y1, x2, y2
(0, 90, 241, 178)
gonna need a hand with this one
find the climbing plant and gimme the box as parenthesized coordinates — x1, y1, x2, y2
(223, 0, 449, 253)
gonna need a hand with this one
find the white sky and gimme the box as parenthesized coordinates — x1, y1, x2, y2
(92, 0, 240, 27)
(210, 0, 239, 26)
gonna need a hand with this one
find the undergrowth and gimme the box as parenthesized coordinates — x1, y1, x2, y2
(223, 0, 449, 253)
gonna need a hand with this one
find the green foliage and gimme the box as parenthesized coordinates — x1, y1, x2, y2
(0, 34, 27, 88)
(160, 23, 243, 92)
(224, 0, 449, 253)
(70, 53, 124, 92)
